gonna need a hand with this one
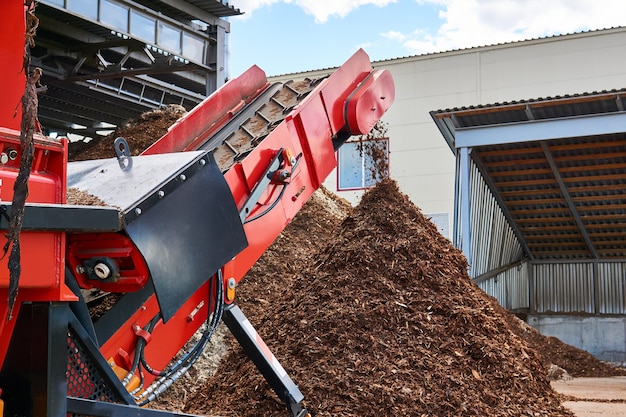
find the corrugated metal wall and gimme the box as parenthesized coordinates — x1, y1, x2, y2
(597, 262, 626, 314)
(480, 261, 626, 314)
(533, 263, 594, 313)
(469, 161, 525, 277)
(478, 262, 529, 310)
(466, 161, 626, 315)
(530, 262, 626, 315)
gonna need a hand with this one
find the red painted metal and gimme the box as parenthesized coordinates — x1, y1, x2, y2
(67, 233, 151, 293)
(0, 0, 71, 369)
(0, 1, 26, 132)
(0, 131, 70, 363)
(142, 65, 270, 155)
(345, 69, 395, 135)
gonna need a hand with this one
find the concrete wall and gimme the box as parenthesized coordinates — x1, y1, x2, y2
(529, 315, 626, 363)
(271, 27, 626, 239)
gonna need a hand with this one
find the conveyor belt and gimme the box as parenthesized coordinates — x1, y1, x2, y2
(203, 77, 325, 172)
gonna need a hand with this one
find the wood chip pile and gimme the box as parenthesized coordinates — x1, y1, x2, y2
(68, 105, 187, 161)
(184, 180, 579, 416)
(69, 107, 626, 416)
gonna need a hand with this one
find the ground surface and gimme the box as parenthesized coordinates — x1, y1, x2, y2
(552, 377, 626, 417)
(72, 108, 626, 416)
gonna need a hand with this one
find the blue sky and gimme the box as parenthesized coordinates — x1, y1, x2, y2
(226, 0, 626, 77)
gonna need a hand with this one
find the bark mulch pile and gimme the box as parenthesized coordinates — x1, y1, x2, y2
(68, 108, 626, 416)
(68, 104, 186, 161)
(184, 179, 576, 417)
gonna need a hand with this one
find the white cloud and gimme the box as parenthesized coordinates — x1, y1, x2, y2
(401, 0, 626, 55)
(295, 0, 397, 23)
(233, 0, 397, 23)
(381, 30, 406, 42)
(230, 0, 278, 19)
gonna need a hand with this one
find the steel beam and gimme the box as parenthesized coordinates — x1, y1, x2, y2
(540, 142, 598, 259)
(456, 112, 626, 147)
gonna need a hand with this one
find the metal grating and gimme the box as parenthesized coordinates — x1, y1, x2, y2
(66, 328, 126, 405)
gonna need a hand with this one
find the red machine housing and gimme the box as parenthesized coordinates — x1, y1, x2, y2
(96, 47, 394, 387)
(0, 2, 73, 363)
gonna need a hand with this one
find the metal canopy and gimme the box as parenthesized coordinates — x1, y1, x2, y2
(32, 1, 242, 137)
(431, 90, 626, 261)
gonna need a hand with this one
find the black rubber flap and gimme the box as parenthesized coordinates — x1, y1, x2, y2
(124, 155, 247, 322)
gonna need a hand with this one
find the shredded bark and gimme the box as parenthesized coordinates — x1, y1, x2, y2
(184, 180, 578, 417)
(68, 92, 626, 417)
(68, 105, 186, 162)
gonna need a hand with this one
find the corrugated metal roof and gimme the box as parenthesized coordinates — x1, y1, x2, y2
(431, 91, 626, 261)
(185, 0, 241, 16)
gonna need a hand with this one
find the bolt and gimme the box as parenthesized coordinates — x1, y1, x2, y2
(158, 190, 165, 198)
(179, 174, 187, 181)
(135, 207, 142, 216)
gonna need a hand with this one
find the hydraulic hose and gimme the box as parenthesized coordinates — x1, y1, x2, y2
(136, 270, 225, 405)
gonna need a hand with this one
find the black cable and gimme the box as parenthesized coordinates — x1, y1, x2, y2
(136, 270, 225, 405)
(136, 315, 161, 377)
(243, 154, 302, 224)
(243, 183, 287, 224)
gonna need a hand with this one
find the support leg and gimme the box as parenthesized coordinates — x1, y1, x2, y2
(222, 304, 309, 417)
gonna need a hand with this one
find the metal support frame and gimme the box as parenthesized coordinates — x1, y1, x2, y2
(455, 112, 626, 147)
(239, 150, 284, 223)
(3, 300, 208, 417)
(0, 203, 121, 232)
(67, 397, 198, 416)
(540, 141, 598, 259)
(222, 304, 309, 417)
(458, 146, 472, 267)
